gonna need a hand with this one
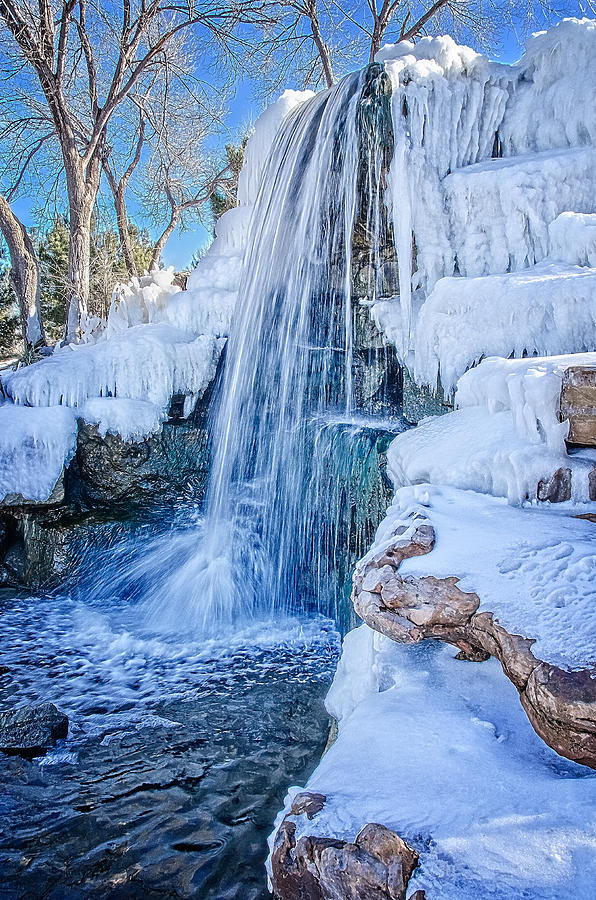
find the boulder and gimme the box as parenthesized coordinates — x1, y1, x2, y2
(0, 702, 68, 755)
(271, 809, 423, 900)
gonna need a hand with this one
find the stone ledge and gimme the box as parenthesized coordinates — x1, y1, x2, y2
(352, 513, 596, 769)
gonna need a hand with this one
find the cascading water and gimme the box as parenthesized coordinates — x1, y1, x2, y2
(145, 66, 401, 636)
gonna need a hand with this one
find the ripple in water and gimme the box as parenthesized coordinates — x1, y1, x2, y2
(0, 586, 339, 899)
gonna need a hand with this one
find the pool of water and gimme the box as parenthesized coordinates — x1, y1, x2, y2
(0, 588, 339, 898)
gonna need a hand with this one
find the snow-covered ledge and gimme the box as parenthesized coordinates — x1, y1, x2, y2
(352, 484, 596, 768)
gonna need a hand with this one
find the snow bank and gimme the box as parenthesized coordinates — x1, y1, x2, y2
(410, 263, 596, 394)
(275, 629, 596, 898)
(387, 405, 595, 504)
(444, 148, 596, 279)
(0, 404, 78, 503)
(456, 352, 596, 452)
(381, 484, 596, 670)
(2, 325, 223, 413)
(549, 212, 596, 267)
(79, 397, 165, 443)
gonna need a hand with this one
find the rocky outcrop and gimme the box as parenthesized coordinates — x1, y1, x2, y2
(71, 419, 210, 506)
(352, 512, 596, 769)
(271, 792, 423, 900)
(0, 702, 68, 756)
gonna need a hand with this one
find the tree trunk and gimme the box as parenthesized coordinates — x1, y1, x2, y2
(113, 184, 138, 278)
(63, 155, 100, 342)
(0, 195, 46, 351)
(150, 209, 180, 272)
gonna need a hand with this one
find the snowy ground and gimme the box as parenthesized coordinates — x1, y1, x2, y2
(272, 628, 596, 900)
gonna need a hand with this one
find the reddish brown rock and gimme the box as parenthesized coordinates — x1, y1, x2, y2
(537, 467, 572, 503)
(271, 817, 423, 900)
(352, 513, 596, 769)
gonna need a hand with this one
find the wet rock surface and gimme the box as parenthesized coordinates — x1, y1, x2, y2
(352, 512, 596, 769)
(0, 702, 68, 755)
(271, 796, 423, 900)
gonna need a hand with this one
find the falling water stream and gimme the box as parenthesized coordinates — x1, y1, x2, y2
(0, 67, 401, 898)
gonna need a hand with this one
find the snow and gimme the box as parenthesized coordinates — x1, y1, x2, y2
(387, 406, 596, 504)
(456, 353, 596, 452)
(237, 89, 315, 208)
(0, 404, 78, 503)
(549, 212, 596, 268)
(1, 325, 223, 413)
(272, 628, 596, 899)
(371, 484, 596, 670)
(79, 397, 165, 443)
(409, 263, 596, 394)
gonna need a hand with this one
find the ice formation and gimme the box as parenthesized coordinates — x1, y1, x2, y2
(272, 627, 596, 899)
(456, 352, 596, 451)
(0, 404, 78, 503)
(412, 265, 596, 394)
(3, 325, 223, 412)
(79, 397, 165, 443)
(374, 18, 596, 383)
(387, 406, 595, 504)
(549, 212, 596, 268)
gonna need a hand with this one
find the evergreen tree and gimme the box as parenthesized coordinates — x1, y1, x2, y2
(0, 249, 19, 358)
(210, 139, 247, 224)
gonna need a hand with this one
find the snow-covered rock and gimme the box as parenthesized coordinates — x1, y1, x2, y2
(0, 404, 78, 505)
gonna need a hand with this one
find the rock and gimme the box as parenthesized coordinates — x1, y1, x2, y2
(537, 467, 572, 502)
(72, 420, 210, 506)
(0, 702, 68, 755)
(291, 792, 327, 819)
(560, 365, 596, 446)
(271, 818, 420, 900)
(352, 511, 596, 769)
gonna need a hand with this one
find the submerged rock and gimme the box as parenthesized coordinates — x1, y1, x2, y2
(0, 702, 68, 755)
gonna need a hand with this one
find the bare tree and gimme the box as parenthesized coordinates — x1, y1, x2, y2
(102, 113, 146, 278)
(264, 1, 580, 90)
(0, 1, 266, 341)
(0, 195, 45, 351)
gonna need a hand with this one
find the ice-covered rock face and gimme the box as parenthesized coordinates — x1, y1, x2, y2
(374, 18, 596, 385)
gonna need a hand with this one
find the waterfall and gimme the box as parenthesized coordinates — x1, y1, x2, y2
(146, 67, 399, 636)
